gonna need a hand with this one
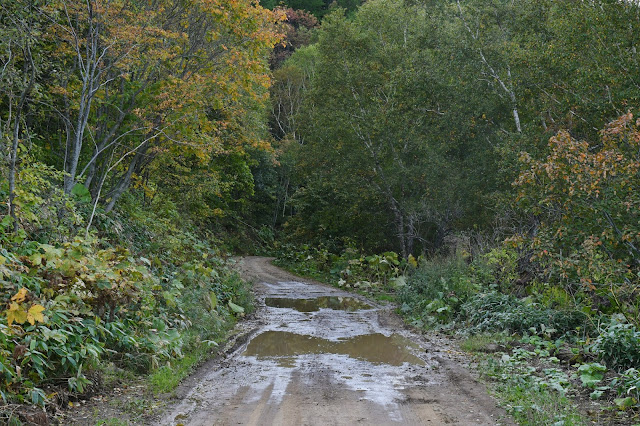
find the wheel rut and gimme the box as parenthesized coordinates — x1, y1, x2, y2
(159, 256, 512, 425)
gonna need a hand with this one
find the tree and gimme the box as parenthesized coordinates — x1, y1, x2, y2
(0, 1, 44, 233)
(270, 8, 318, 69)
(35, 0, 282, 218)
(287, 1, 471, 256)
(515, 112, 640, 318)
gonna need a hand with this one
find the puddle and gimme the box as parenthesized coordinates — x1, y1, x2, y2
(264, 296, 372, 312)
(243, 331, 425, 366)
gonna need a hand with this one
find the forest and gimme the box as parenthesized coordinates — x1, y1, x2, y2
(1, 0, 640, 423)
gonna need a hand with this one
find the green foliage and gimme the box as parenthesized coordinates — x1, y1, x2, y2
(396, 246, 589, 335)
(462, 292, 588, 337)
(281, 0, 482, 256)
(611, 368, 640, 409)
(576, 362, 607, 389)
(592, 317, 640, 372)
(398, 256, 478, 328)
(481, 351, 587, 425)
(274, 243, 409, 293)
(148, 327, 222, 394)
(0, 185, 254, 408)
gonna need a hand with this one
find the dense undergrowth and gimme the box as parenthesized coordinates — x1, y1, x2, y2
(274, 242, 640, 424)
(0, 175, 253, 423)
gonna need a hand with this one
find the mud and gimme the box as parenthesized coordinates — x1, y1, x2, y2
(243, 331, 425, 366)
(158, 257, 513, 425)
(264, 296, 372, 312)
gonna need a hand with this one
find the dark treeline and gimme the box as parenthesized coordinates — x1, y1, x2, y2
(268, 0, 640, 261)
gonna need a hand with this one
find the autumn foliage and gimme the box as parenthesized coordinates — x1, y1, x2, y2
(516, 113, 640, 319)
(0, 0, 280, 412)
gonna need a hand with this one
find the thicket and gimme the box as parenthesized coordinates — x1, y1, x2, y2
(0, 179, 254, 415)
(0, 0, 281, 421)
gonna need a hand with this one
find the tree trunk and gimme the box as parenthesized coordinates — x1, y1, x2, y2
(104, 143, 150, 213)
(8, 41, 35, 233)
(63, 4, 105, 194)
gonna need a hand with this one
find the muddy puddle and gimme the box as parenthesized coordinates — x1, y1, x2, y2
(242, 331, 425, 366)
(264, 296, 371, 312)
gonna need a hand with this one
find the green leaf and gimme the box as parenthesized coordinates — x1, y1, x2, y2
(389, 276, 406, 288)
(614, 397, 635, 410)
(227, 301, 244, 314)
(71, 183, 91, 203)
(590, 389, 604, 400)
(578, 363, 606, 388)
(209, 292, 218, 311)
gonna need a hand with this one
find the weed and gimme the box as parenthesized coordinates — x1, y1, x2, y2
(482, 354, 588, 425)
(592, 316, 640, 371)
(462, 292, 589, 337)
(460, 334, 511, 353)
(150, 339, 210, 394)
(398, 255, 477, 327)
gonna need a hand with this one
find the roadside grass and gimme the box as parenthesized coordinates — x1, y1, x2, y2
(150, 342, 210, 394)
(460, 334, 511, 353)
(460, 337, 591, 425)
(491, 378, 586, 425)
(460, 335, 577, 424)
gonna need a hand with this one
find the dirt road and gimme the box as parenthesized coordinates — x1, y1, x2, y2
(159, 257, 511, 425)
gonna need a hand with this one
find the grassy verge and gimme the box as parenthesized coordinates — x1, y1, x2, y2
(459, 334, 589, 425)
(148, 326, 236, 394)
(149, 346, 210, 394)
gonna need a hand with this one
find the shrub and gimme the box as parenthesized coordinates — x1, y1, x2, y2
(592, 317, 640, 371)
(398, 255, 477, 326)
(461, 292, 589, 337)
(515, 113, 640, 321)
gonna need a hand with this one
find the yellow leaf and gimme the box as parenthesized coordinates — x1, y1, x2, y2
(6, 302, 28, 326)
(27, 304, 46, 325)
(11, 288, 28, 303)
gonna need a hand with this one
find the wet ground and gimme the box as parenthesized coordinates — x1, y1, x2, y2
(158, 257, 511, 425)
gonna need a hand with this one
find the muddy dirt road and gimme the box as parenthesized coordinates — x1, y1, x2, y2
(160, 257, 511, 425)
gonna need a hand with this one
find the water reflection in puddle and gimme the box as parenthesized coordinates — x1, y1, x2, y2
(243, 331, 425, 366)
(264, 296, 372, 312)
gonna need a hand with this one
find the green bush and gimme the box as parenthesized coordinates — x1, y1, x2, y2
(398, 256, 477, 326)
(461, 292, 589, 337)
(593, 317, 640, 371)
